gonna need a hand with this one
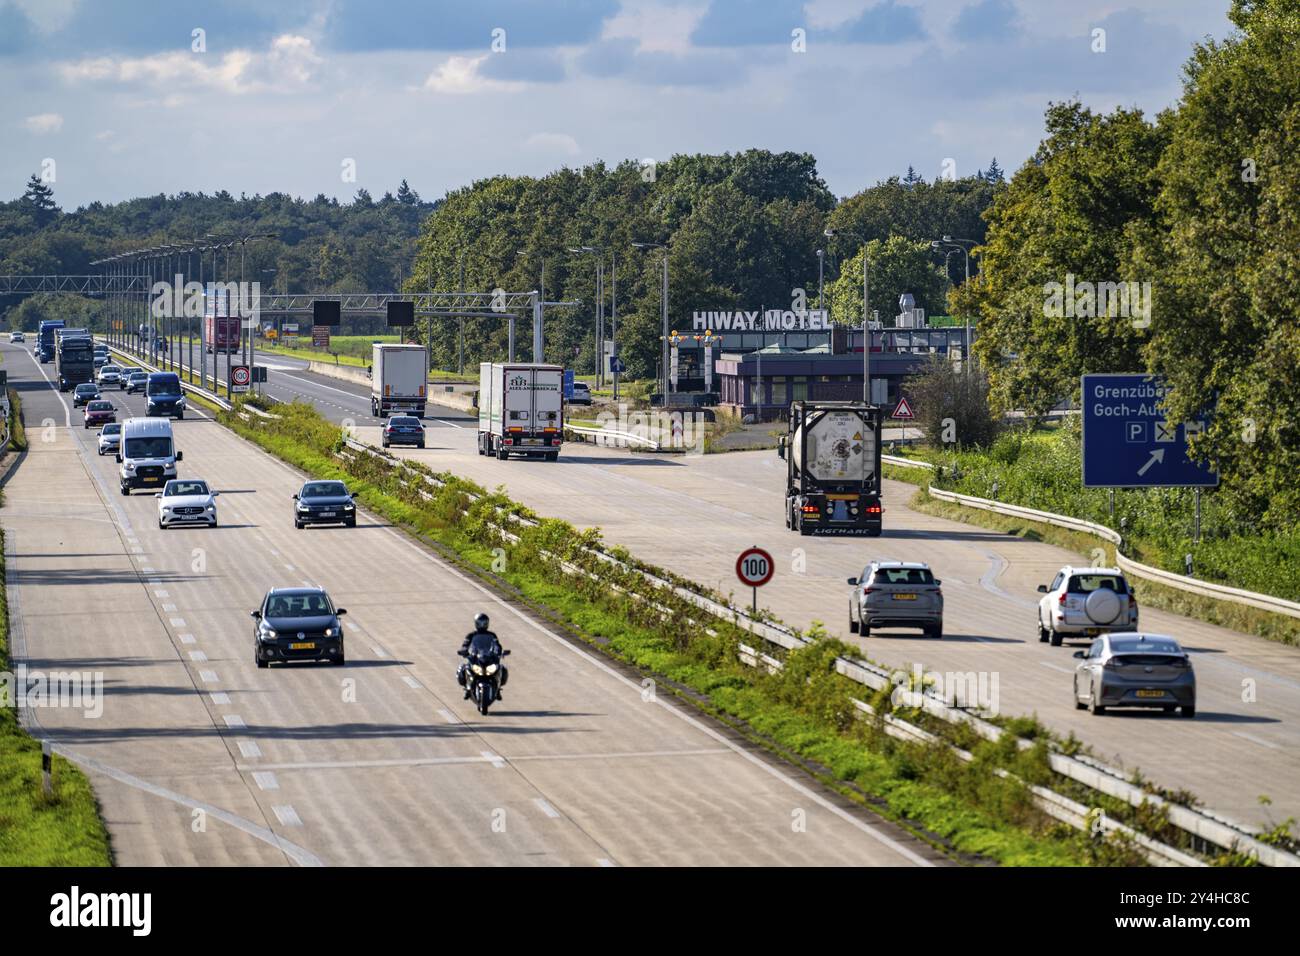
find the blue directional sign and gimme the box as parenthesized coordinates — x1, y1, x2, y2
(1081, 374, 1218, 488)
(563, 368, 575, 400)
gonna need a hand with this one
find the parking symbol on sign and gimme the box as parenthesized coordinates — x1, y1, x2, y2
(1125, 422, 1147, 443)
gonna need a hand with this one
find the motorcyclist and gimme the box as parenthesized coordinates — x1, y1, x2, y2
(457, 613, 508, 700)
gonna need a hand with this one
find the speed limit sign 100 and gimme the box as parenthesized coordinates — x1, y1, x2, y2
(736, 547, 774, 588)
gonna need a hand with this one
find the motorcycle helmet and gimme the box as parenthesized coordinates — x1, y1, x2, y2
(474, 613, 490, 632)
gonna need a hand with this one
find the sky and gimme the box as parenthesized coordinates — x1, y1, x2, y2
(1, 0, 1236, 209)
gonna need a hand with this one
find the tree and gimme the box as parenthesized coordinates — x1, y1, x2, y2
(984, 157, 1005, 182)
(396, 179, 420, 205)
(20, 174, 58, 227)
(825, 236, 947, 325)
(906, 353, 1000, 449)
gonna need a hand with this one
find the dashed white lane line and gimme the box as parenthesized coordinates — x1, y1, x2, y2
(1233, 731, 1279, 750)
(147, 578, 161, 586)
(142, 566, 155, 574)
(403, 676, 423, 689)
(238, 741, 262, 759)
(224, 714, 246, 729)
(162, 603, 177, 612)
(199, 670, 219, 683)
(179, 634, 197, 645)
(154, 589, 169, 598)
(131, 546, 143, 554)
(1039, 660, 1075, 675)
(170, 617, 187, 627)
(533, 798, 561, 819)
(284, 564, 295, 572)
(253, 771, 280, 791)
(189, 650, 208, 663)
(597, 858, 616, 867)
(272, 805, 302, 827)
(437, 709, 458, 724)
(371, 645, 388, 658)
(210, 692, 231, 706)
(481, 750, 505, 769)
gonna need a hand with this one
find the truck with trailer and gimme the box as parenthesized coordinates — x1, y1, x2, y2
(370, 343, 428, 418)
(204, 285, 241, 354)
(37, 319, 65, 362)
(56, 330, 95, 391)
(778, 401, 884, 536)
(477, 363, 564, 461)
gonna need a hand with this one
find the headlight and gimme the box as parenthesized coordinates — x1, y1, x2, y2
(485, 663, 498, 675)
(206, 504, 215, 511)
(324, 626, 339, 637)
(343, 503, 355, 510)
(123, 463, 136, 472)
(471, 664, 485, 676)
(297, 503, 309, 511)
(259, 627, 277, 640)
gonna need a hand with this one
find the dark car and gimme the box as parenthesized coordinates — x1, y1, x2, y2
(145, 371, 186, 419)
(126, 371, 148, 394)
(293, 479, 357, 528)
(73, 382, 101, 407)
(83, 399, 116, 429)
(251, 587, 347, 668)
(382, 415, 425, 449)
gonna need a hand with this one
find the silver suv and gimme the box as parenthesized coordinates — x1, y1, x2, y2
(1037, 566, 1137, 646)
(848, 561, 943, 638)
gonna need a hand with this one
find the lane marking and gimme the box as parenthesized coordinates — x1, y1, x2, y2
(238, 741, 263, 759)
(199, 670, 219, 683)
(272, 805, 302, 827)
(437, 708, 458, 724)
(1233, 731, 1278, 750)
(533, 798, 561, 819)
(210, 692, 231, 706)
(403, 676, 423, 689)
(162, 603, 177, 612)
(189, 650, 208, 662)
(179, 634, 197, 645)
(597, 858, 616, 867)
(481, 750, 505, 769)
(371, 645, 388, 658)
(170, 617, 187, 627)
(253, 771, 280, 791)
(223, 714, 246, 729)
(154, 589, 169, 598)
(1039, 661, 1075, 675)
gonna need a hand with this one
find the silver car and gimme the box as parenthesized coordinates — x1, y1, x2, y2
(97, 422, 122, 456)
(1037, 566, 1138, 646)
(156, 478, 219, 529)
(848, 560, 943, 638)
(1073, 632, 1195, 717)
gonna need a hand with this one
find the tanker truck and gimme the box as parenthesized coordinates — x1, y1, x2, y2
(778, 401, 883, 536)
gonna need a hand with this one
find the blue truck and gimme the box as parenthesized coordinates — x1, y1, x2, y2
(37, 319, 65, 363)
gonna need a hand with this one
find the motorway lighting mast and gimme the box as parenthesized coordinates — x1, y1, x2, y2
(632, 241, 669, 405)
(931, 235, 978, 370)
(824, 227, 872, 404)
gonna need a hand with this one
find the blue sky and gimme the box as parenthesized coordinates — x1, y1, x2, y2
(1, 0, 1234, 208)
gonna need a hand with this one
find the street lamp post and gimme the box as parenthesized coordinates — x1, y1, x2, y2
(932, 235, 977, 368)
(825, 228, 872, 403)
(632, 241, 670, 405)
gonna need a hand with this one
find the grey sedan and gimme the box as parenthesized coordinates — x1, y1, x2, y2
(1073, 633, 1195, 717)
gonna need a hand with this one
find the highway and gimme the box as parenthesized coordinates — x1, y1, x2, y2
(240, 356, 1300, 830)
(1, 340, 939, 866)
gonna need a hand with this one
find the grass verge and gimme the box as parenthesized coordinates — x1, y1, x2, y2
(218, 397, 1177, 867)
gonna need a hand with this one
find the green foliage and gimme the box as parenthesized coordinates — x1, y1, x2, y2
(826, 236, 949, 322)
(904, 353, 1000, 449)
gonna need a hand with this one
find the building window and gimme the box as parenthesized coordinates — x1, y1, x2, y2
(792, 380, 807, 402)
(749, 379, 765, 405)
(771, 377, 787, 407)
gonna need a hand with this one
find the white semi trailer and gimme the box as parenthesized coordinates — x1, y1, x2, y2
(778, 401, 884, 536)
(477, 363, 565, 461)
(371, 343, 428, 418)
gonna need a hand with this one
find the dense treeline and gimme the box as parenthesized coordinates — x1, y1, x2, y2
(408, 151, 1003, 376)
(0, 180, 436, 329)
(968, 0, 1300, 529)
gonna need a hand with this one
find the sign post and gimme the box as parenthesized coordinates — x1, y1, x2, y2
(735, 545, 774, 615)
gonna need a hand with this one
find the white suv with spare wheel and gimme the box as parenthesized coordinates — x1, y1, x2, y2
(1037, 566, 1137, 647)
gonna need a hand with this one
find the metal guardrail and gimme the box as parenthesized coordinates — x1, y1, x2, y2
(564, 421, 663, 451)
(881, 454, 1300, 620)
(102, 340, 232, 412)
(310, 430, 1297, 865)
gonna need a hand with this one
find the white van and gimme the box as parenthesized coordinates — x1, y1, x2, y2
(117, 417, 183, 495)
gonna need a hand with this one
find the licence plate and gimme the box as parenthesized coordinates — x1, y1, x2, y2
(1085, 628, 1101, 635)
(142, 476, 159, 483)
(893, 593, 918, 601)
(289, 642, 316, 650)
(523, 438, 541, 445)
(1135, 689, 1165, 698)
(319, 512, 335, 518)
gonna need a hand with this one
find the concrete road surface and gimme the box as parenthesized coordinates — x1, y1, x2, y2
(1, 341, 938, 866)
(220, 360, 1300, 830)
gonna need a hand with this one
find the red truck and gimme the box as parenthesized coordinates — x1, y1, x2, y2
(204, 286, 241, 354)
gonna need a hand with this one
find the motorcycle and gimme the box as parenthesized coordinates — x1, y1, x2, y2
(458, 635, 510, 715)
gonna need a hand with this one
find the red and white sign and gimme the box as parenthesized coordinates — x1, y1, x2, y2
(231, 364, 251, 392)
(735, 546, 775, 588)
(891, 395, 915, 420)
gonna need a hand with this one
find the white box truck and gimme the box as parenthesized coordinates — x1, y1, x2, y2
(477, 363, 564, 461)
(370, 343, 428, 418)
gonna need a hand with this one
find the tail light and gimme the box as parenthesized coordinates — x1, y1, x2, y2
(862, 587, 874, 596)
(1058, 593, 1068, 605)
(866, 504, 882, 514)
(801, 504, 818, 514)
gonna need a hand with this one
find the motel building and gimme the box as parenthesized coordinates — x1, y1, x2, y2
(677, 308, 971, 421)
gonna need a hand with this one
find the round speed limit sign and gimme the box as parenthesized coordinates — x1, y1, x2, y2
(735, 546, 774, 589)
(231, 365, 251, 387)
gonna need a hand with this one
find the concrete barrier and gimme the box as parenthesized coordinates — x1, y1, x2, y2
(305, 361, 475, 414)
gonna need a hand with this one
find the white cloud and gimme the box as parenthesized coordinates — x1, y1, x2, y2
(602, 1, 707, 54)
(24, 112, 63, 134)
(524, 132, 581, 156)
(58, 34, 322, 95)
(422, 55, 524, 94)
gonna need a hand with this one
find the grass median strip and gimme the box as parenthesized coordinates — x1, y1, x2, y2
(220, 397, 1195, 866)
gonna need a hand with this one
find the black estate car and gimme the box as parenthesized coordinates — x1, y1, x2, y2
(293, 479, 357, 528)
(251, 587, 347, 667)
(381, 415, 426, 449)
